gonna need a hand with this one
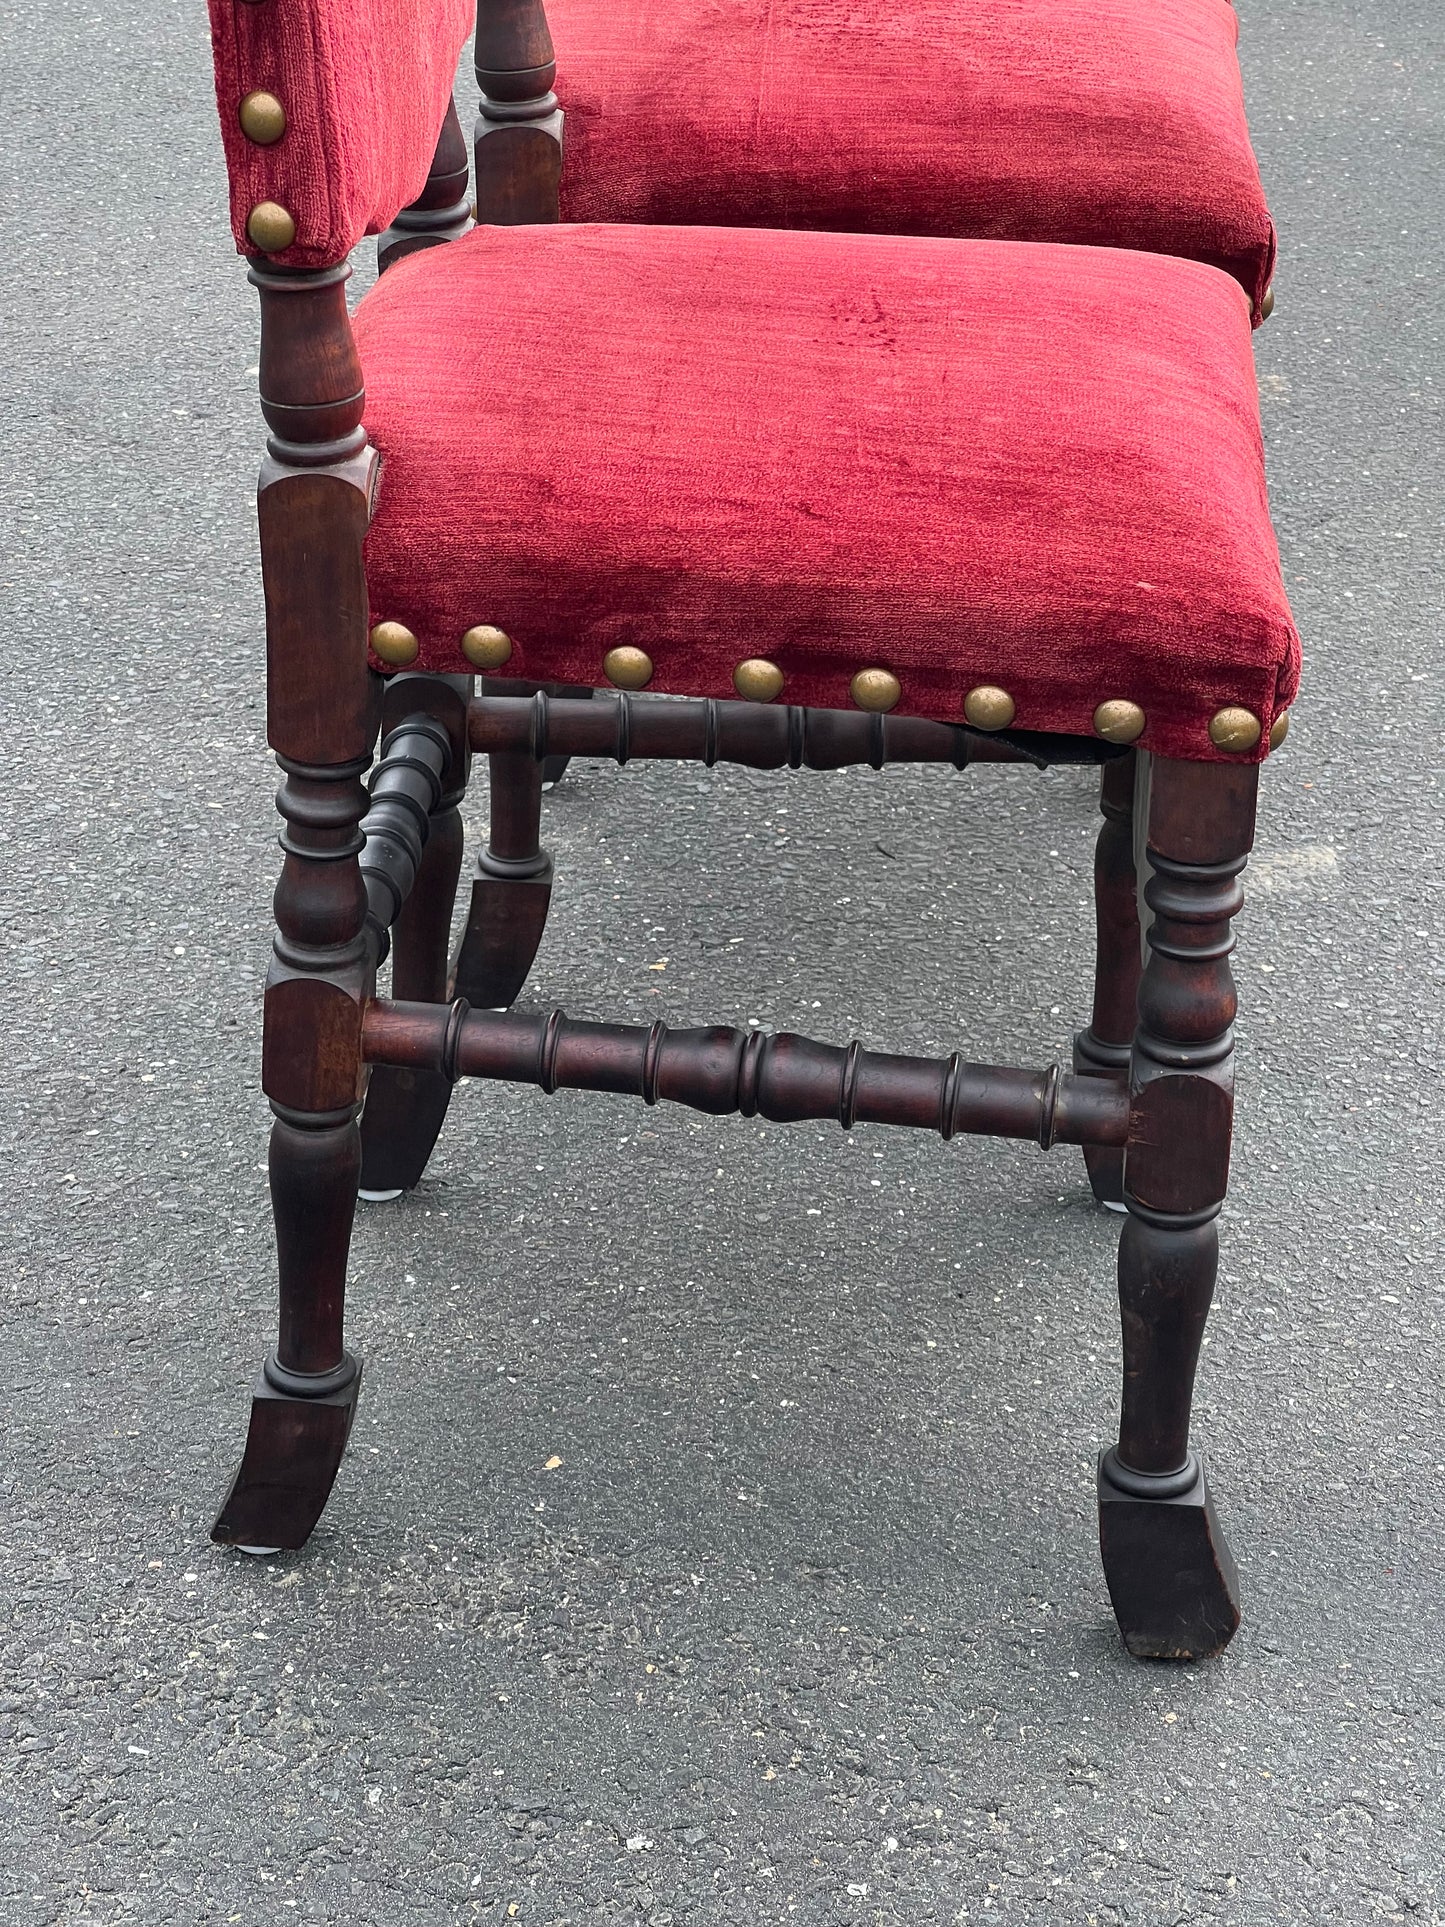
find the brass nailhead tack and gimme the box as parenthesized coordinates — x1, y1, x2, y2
(732, 658, 784, 703)
(461, 624, 513, 670)
(1209, 706, 1262, 754)
(1268, 710, 1290, 752)
(1093, 699, 1146, 745)
(369, 621, 419, 667)
(246, 200, 296, 251)
(850, 667, 901, 714)
(963, 684, 1015, 731)
(238, 91, 286, 145)
(604, 646, 653, 690)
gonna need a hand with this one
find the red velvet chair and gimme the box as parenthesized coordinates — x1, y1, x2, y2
(486, 0, 1277, 321)
(205, 0, 1298, 1661)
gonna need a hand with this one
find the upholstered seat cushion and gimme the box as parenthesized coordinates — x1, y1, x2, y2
(548, 0, 1276, 321)
(355, 224, 1298, 762)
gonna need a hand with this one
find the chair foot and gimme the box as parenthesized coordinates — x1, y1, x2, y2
(358, 1064, 454, 1195)
(540, 752, 571, 789)
(212, 1357, 363, 1552)
(453, 866, 554, 1009)
(1097, 1449, 1241, 1660)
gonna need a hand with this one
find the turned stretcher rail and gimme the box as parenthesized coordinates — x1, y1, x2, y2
(361, 998, 1130, 1147)
(466, 691, 1118, 771)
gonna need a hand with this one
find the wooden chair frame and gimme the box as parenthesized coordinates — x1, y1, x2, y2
(209, 10, 1265, 1662)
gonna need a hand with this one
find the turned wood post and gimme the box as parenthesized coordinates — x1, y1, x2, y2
(1097, 756, 1258, 1658)
(1073, 752, 1140, 1206)
(378, 99, 472, 271)
(474, 0, 564, 223)
(212, 261, 382, 1548)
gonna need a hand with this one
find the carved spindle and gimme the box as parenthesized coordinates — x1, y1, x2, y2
(378, 99, 472, 272)
(466, 691, 1119, 772)
(358, 677, 472, 1197)
(474, 0, 565, 224)
(1073, 752, 1140, 1207)
(213, 262, 383, 1552)
(362, 998, 1131, 1149)
(1097, 757, 1258, 1659)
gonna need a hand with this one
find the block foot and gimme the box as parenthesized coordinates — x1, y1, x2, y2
(212, 1357, 363, 1552)
(358, 1062, 453, 1194)
(1097, 1449, 1241, 1660)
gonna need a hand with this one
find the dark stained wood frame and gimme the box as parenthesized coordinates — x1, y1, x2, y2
(210, 64, 1262, 1660)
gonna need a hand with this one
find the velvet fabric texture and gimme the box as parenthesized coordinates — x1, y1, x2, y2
(550, 0, 1276, 321)
(355, 224, 1298, 764)
(207, 0, 471, 266)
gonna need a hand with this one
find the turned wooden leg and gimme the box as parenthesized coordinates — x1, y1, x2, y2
(1074, 752, 1139, 1208)
(358, 678, 472, 1199)
(214, 1112, 366, 1550)
(453, 747, 553, 1009)
(213, 275, 379, 1553)
(475, 0, 564, 226)
(213, 748, 376, 1553)
(1098, 756, 1258, 1660)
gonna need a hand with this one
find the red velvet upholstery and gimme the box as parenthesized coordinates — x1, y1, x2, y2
(355, 225, 1298, 763)
(549, 0, 1276, 321)
(207, 0, 471, 267)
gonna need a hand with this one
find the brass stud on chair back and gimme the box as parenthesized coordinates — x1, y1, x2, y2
(246, 200, 296, 251)
(239, 91, 287, 145)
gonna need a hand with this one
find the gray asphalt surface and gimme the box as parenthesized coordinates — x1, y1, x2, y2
(3, 0, 1443, 1920)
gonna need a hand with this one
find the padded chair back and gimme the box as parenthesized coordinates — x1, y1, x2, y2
(207, 0, 473, 267)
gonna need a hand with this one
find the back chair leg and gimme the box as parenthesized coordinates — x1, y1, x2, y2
(453, 747, 554, 1009)
(1097, 755, 1257, 1659)
(358, 678, 473, 1198)
(357, 798, 466, 1197)
(1073, 752, 1140, 1207)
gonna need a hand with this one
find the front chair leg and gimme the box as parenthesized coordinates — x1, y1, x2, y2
(453, 747, 553, 1009)
(213, 1110, 366, 1551)
(1098, 755, 1257, 1659)
(1074, 752, 1139, 1207)
(214, 741, 376, 1553)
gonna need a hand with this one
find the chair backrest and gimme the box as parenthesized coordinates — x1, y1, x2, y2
(207, 0, 474, 267)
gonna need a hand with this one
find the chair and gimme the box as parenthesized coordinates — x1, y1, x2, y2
(204, 0, 1298, 1661)
(478, 0, 1277, 322)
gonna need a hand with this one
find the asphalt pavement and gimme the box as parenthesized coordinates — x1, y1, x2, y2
(2, 0, 1442, 1920)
